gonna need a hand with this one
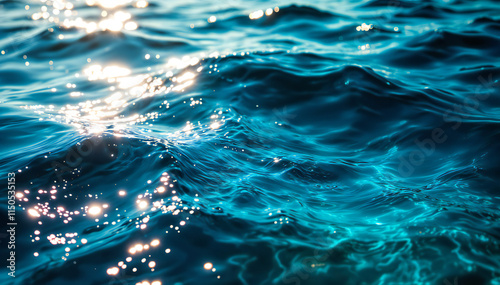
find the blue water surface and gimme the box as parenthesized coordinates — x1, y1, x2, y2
(1, 0, 500, 284)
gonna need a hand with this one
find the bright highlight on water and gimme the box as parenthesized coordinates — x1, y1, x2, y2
(1, 0, 500, 284)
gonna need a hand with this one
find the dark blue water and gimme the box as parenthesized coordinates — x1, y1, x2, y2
(1, 0, 500, 284)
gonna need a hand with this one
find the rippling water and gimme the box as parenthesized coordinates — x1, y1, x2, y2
(1, 0, 500, 284)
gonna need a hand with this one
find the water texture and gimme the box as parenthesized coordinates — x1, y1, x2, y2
(1, 0, 500, 284)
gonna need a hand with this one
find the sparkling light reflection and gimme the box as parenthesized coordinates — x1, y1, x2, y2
(31, 0, 143, 33)
(17, 26, 245, 282)
(249, 7, 278, 19)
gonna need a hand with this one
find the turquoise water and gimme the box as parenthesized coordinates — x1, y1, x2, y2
(1, 0, 500, 284)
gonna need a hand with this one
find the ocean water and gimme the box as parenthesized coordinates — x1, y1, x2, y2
(1, 0, 500, 284)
